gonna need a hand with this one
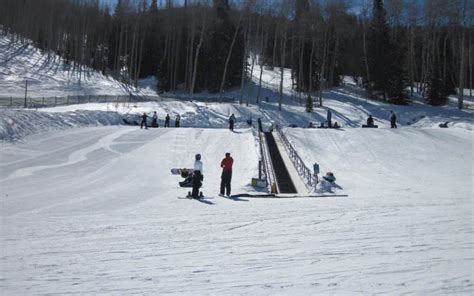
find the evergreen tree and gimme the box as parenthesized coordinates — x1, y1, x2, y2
(426, 54, 448, 106)
(203, 0, 244, 93)
(367, 0, 391, 99)
(141, 0, 161, 78)
(386, 39, 409, 105)
(367, 0, 408, 104)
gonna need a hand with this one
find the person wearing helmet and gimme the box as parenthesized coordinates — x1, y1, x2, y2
(219, 152, 234, 197)
(192, 153, 203, 198)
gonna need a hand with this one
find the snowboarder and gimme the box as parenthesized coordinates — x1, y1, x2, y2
(151, 111, 158, 128)
(219, 152, 234, 197)
(191, 154, 203, 198)
(390, 111, 397, 128)
(326, 109, 332, 128)
(175, 114, 181, 127)
(229, 113, 236, 131)
(140, 112, 148, 129)
(165, 114, 170, 127)
(246, 117, 252, 127)
(367, 115, 374, 127)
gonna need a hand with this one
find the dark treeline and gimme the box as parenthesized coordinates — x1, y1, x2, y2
(0, 0, 472, 109)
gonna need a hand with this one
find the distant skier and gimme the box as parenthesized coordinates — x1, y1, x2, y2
(140, 112, 148, 129)
(175, 114, 181, 127)
(367, 115, 374, 127)
(151, 111, 158, 128)
(191, 154, 203, 198)
(165, 114, 170, 127)
(229, 113, 236, 131)
(219, 152, 234, 197)
(390, 111, 397, 128)
(246, 117, 252, 127)
(327, 109, 332, 128)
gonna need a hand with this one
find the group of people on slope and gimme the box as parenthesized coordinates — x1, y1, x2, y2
(318, 109, 398, 129)
(188, 152, 234, 198)
(364, 110, 397, 128)
(140, 112, 181, 129)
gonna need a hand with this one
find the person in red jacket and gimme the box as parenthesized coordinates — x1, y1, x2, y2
(220, 152, 234, 196)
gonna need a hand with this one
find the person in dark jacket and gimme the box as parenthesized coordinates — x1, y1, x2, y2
(175, 114, 181, 127)
(165, 114, 170, 127)
(327, 109, 332, 128)
(229, 114, 236, 131)
(367, 115, 374, 127)
(140, 112, 148, 129)
(390, 111, 397, 128)
(220, 152, 234, 196)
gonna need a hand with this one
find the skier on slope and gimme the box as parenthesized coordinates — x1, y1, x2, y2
(191, 154, 204, 198)
(165, 114, 171, 127)
(140, 112, 148, 129)
(326, 109, 332, 128)
(175, 114, 181, 127)
(390, 111, 397, 128)
(219, 152, 234, 197)
(229, 113, 236, 131)
(151, 111, 158, 128)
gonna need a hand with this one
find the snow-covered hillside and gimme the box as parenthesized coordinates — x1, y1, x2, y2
(0, 35, 155, 98)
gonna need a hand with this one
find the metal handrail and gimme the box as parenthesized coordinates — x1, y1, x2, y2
(276, 127, 314, 189)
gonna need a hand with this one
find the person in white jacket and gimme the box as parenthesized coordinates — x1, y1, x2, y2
(191, 154, 203, 198)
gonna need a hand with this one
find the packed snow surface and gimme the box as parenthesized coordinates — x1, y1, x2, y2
(1, 122, 473, 294)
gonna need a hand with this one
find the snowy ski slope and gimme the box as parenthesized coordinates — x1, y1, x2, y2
(1, 124, 472, 294)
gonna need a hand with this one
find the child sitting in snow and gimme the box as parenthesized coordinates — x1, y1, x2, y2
(315, 172, 337, 193)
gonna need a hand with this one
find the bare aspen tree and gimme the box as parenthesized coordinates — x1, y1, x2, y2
(239, 1, 254, 105)
(256, 11, 269, 105)
(458, 0, 467, 109)
(219, 13, 243, 102)
(191, 6, 207, 97)
(470, 32, 472, 98)
(246, 12, 261, 105)
(407, 0, 418, 96)
(278, 20, 288, 111)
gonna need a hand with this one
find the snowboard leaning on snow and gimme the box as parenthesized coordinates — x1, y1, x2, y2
(171, 168, 193, 175)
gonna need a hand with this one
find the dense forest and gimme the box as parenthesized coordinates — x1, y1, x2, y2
(0, 0, 472, 109)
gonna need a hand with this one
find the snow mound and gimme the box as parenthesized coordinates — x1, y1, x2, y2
(0, 108, 127, 142)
